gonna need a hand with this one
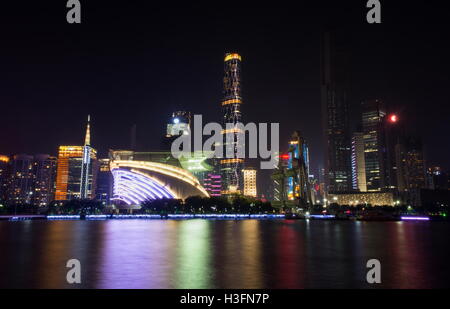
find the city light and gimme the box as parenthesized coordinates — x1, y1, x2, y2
(401, 216, 430, 221)
(389, 114, 398, 123)
(112, 169, 176, 205)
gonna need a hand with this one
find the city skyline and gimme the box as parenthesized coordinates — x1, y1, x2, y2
(1, 1, 450, 292)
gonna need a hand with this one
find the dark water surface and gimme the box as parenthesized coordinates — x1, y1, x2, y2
(0, 219, 449, 289)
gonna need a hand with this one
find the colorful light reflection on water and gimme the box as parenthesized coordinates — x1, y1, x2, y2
(0, 220, 448, 288)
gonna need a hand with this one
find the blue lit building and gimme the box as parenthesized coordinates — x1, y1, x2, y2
(287, 131, 312, 206)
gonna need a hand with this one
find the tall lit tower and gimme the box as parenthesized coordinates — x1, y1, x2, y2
(80, 115, 98, 199)
(221, 52, 244, 195)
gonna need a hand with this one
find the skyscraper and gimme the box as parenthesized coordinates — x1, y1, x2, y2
(96, 158, 113, 205)
(321, 32, 352, 193)
(221, 53, 244, 195)
(0, 155, 9, 202)
(362, 99, 387, 191)
(32, 154, 57, 206)
(55, 116, 98, 201)
(243, 168, 257, 197)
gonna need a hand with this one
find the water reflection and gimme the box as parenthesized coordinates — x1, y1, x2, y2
(175, 220, 211, 288)
(0, 220, 448, 288)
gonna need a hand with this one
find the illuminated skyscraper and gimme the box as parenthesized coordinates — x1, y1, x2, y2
(362, 99, 387, 191)
(243, 168, 257, 197)
(221, 52, 244, 195)
(351, 132, 367, 192)
(80, 116, 98, 199)
(55, 116, 98, 201)
(55, 146, 83, 200)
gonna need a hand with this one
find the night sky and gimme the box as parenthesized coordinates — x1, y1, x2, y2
(1, 1, 449, 192)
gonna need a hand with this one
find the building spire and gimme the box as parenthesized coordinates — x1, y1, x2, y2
(84, 115, 91, 146)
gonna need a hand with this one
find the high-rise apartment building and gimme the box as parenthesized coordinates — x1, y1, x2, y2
(221, 53, 244, 195)
(7, 154, 35, 205)
(321, 32, 352, 193)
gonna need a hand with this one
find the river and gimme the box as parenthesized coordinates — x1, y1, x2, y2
(0, 219, 448, 288)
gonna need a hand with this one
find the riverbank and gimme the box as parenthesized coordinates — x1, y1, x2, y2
(0, 213, 445, 222)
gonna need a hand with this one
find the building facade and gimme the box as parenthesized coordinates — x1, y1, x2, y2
(329, 192, 395, 207)
(221, 53, 244, 195)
